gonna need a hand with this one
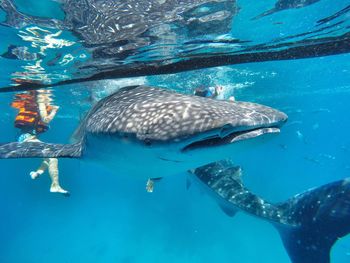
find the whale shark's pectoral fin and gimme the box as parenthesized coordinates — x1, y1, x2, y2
(219, 204, 237, 217)
(189, 160, 243, 216)
(0, 141, 83, 159)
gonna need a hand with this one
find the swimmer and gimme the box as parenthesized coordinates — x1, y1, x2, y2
(18, 133, 69, 195)
(12, 90, 69, 196)
(194, 85, 223, 99)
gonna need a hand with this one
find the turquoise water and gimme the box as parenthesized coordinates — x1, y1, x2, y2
(1, 1, 350, 263)
(1, 55, 350, 263)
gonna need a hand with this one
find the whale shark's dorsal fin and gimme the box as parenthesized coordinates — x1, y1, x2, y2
(0, 141, 83, 158)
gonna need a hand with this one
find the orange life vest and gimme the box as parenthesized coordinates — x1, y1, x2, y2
(11, 91, 52, 134)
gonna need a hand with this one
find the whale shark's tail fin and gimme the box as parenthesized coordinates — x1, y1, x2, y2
(190, 160, 350, 263)
(0, 141, 83, 159)
(275, 178, 350, 263)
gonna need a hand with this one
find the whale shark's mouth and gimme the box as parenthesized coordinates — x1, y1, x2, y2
(181, 127, 280, 152)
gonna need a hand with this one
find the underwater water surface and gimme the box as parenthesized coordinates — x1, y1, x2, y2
(1, 1, 350, 263)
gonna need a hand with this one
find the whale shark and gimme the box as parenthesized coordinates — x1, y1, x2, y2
(0, 85, 287, 180)
(190, 160, 350, 263)
(3, 85, 347, 262)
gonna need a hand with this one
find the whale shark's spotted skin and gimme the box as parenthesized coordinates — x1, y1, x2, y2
(0, 0, 238, 57)
(1, 85, 287, 162)
(191, 160, 350, 263)
(276, 0, 320, 9)
(62, 0, 237, 45)
(8, 85, 349, 263)
(191, 160, 292, 225)
(0, 141, 82, 159)
(77, 85, 286, 141)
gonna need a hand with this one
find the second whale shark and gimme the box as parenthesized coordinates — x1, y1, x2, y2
(190, 160, 350, 263)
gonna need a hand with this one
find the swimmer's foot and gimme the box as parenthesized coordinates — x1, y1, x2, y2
(50, 183, 70, 196)
(30, 170, 43, 180)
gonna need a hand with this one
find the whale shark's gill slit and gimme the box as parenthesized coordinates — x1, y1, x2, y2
(181, 127, 280, 152)
(219, 124, 235, 138)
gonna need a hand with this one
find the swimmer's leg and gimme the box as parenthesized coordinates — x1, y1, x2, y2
(47, 158, 70, 196)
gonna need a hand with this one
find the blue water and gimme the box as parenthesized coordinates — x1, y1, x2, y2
(1, 1, 350, 262)
(1, 54, 350, 262)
